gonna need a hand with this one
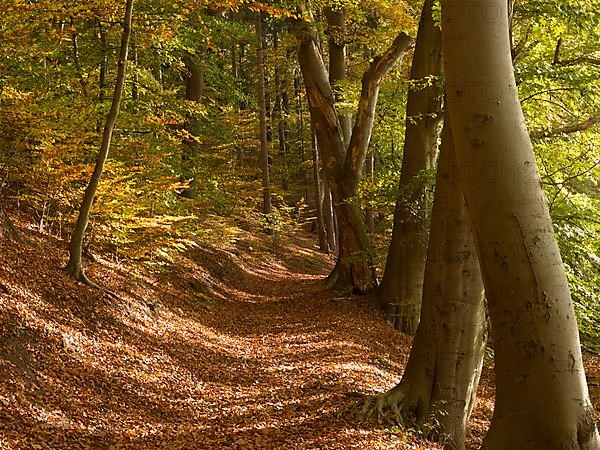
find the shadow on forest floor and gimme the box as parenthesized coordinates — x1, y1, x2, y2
(1, 219, 598, 449)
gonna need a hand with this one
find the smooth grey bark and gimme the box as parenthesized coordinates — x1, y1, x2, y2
(359, 119, 486, 450)
(377, 0, 443, 334)
(441, 0, 600, 447)
(297, 11, 411, 293)
(256, 11, 271, 215)
(67, 0, 134, 295)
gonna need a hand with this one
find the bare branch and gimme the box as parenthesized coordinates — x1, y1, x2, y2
(531, 113, 600, 139)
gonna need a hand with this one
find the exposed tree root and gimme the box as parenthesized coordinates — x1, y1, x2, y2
(355, 383, 411, 427)
(67, 264, 124, 302)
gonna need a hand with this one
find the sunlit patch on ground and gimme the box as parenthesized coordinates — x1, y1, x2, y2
(0, 226, 597, 449)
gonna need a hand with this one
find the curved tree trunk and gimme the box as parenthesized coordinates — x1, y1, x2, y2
(441, 0, 600, 447)
(360, 119, 487, 450)
(297, 12, 411, 293)
(377, 0, 443, 334)
(66, 0, 134, 295)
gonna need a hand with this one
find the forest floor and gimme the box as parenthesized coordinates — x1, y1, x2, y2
(0, 218, 599, 449)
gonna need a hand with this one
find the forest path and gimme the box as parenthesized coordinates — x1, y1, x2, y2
(1, 226, 598, 448)
(0, 229, 419, 449)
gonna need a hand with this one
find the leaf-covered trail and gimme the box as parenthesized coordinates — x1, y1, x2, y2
(0, 228, 420, 449)
(1, 227, 598, 449)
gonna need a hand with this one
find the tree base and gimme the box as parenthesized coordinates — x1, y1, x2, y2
(66, 259, 123, 301)
(355, 384, 409, 426)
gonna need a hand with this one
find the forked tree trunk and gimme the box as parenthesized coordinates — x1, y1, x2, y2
(256, 11, 271, 215)
(297, 13, 411, 293)
(441, 0, 600, 447)
(377, 0, 443, 333)
(360, 119, 487, 450)
(66, 0, 134, 292)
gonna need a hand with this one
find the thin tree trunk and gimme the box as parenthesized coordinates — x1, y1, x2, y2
(96, 23, 108, 132)
(377, 0, 443, 334)
(66, 0, 134, 296)
(441, 0, 599, 447)
(359, 119, 487, 450)
(180, 54, 204, 199)
(131, 37, 139, 101)
(323, 178, 337, 252)
(256, 11, 271, 215)
(185, 57, 204, 102)
(273, 27, 289, 190)
(70, 18, 87, 96)
(325, 6, 352, 143)
(311, 125, 328, 252)
(365, 150, 375, 234)
(294, 71, 309, 201)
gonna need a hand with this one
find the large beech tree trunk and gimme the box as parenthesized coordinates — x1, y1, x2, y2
(441, 0, 600, 448)
(297, 13, 411, 293)
(360, 119, 487, 450)
(377, 0, 443, 333)
(67, 0, 134, 291)
(256, 11, 271, 215)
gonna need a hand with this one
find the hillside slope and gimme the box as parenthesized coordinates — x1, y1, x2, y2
(0, 219, 598, 449)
